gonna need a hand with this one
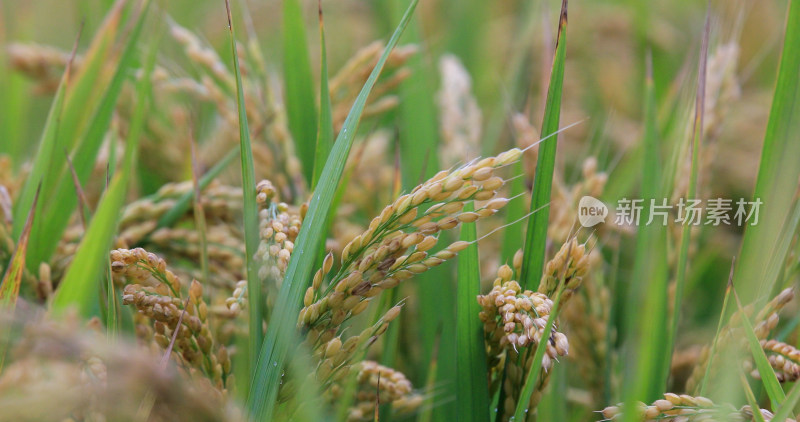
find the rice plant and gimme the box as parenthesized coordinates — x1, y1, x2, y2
(1, 0, 799, 421)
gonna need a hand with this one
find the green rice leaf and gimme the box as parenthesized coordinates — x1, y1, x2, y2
(13, 2, 126, 234)
(668, 10, 709, 380)
(312, 0, 334, 190)
(624, 53, 670, 405)
(513, 286, 564, 421)
(771, 375, 800, 422)
(383, 1, 452, 412)
(733, 286, 785, 410)
(246, 1, 419, 419)
(479, 0, 546, 156)
(105, 258, 118, 339)
(190, 139, 210, 287)
(283, 0, 318, 185)
(519, 0, 568, 289)
(11, 33, 76, 258)
(385, 0, 452, 410)
(537, 364, 567, 422)
(500, 161, 526, 263)
(223, 0, 262, 382)
(734, 0, 800, 301)
(444, 0, 488, 91)
(418, 328, 441, 422)
(739, 370, 768, 422)
(698, 265, 735, 396)
(32, 0, 151, 272)
(0, 186, 39, 309)
(766, 199, 800, 292)
(55, 1, 126, 152)
(50, 26, 156, 316)
(456, 201, 490, 422)
(0, 186, 39, 371)
(0, 17, 29, 162)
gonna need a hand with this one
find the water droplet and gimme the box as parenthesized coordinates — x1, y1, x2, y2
(273, 362, 277, 367)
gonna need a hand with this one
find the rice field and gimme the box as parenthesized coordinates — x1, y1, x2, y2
(0, 0, 799, 421)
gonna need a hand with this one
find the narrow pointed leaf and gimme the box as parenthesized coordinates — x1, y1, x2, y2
(56, 0, 127, 152)
(33, 0, 151, 267)
(13, 2, 126, 228)
(283, 0, 318, 184)
(246, 1, 419, 418)
(513, 287, 564, 420)
(734, 288, 785, 410)
(698, 268, 735, 396)
(0, 187, 39, 307)
(456, 201, 490, 422)
(11, 35, 75, 250)
(771, 375, 800, 422)
(734, 0, 800, 301)
(386, 0, 449, 408)
(312, 0, 334, 190)
(668, 10, 709, 377)
(520, 0, 568, 289)
(223, 0, 263, 379)
(0, 187, 39, 371)
(500, 161, 526, 262)
(51, 28, 156, 316)
(624, 53, 670, 405)
(740, 371, 769, 422)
